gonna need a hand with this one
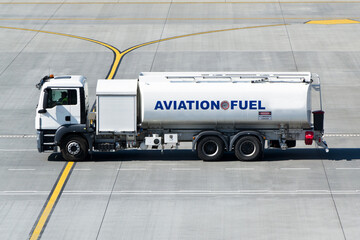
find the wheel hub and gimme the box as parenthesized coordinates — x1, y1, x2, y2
(67, 142, 80, 155)
(202, 141, 218, 157)
(240, 141, 256, 156)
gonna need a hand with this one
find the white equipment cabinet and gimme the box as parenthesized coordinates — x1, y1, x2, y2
(96, 80, 137, 134)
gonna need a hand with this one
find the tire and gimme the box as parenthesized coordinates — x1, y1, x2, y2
(234, 136, 262, 161)
(197, 136, 224, 161)
(60, 135, 88, 161)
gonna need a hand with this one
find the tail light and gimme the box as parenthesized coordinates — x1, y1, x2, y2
(305, 131, 314, 145)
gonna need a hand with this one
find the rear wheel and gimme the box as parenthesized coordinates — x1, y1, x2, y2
(60, 135, 88, 161)
(234, 136, 262, 161)
(197, 136, 224, 161)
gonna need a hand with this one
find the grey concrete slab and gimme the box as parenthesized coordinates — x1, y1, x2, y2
(0, 195, 49, 240)
(63, 161, 121, 191)
(0, 151, 64, 191)
(97, 194, 344, 240)
(40, 194, 110, 240)
(332, 195, 360, 240)
(111, 156, 329, 192)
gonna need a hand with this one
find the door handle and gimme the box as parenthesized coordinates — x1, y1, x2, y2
(65, 116, 71, 121)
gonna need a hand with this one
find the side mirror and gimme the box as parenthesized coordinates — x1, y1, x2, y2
(38, 89, 49, 114)
(42, 89, 49, 109)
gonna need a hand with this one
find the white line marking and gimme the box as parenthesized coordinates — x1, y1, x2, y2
(0, 135, 37, 138)
(336, 168, 360, 170)
(2, 190, 360, 195)
(73, 168, 91, 171)
(1, 191, 49, 195)
(150, 163, 184, 166)
(118, 168, 147, 171)
(0, 149, 37, 152)
(65, 190, 95, 193)
(280, 168, 311, 170)
(8, 168, 35, 171)
(325, 134, 360, 137)
(225, 168, 254, 171)
(172, 168, 200, 171)
(295, 190, 329, 193)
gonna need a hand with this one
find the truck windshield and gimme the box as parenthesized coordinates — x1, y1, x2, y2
(46, 89, 77, 108)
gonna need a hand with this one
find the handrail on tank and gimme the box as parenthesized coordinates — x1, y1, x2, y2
(166, 74, 312, 83)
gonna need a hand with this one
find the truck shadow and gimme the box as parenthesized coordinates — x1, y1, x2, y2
(48, 148, 360, 162)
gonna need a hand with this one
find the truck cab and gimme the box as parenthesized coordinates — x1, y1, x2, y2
(35, 75, 89, 152)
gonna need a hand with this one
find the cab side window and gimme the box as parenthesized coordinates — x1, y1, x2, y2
(46, 89, 77, 108)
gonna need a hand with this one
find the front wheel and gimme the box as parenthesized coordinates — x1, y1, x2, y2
(234, 136, 262, 161)
(197, 136, 224, 161)
(60, 135, 88, 161)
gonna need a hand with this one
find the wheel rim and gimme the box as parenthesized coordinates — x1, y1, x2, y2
(202, 141, 219, 157)
(67, 141, 81, 155)
(240, 141, 256, 157)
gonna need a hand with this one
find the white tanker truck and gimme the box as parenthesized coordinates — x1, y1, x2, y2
(35, 72, 328, 161)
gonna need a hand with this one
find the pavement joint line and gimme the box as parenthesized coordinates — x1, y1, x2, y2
(73, 168, 91, 171)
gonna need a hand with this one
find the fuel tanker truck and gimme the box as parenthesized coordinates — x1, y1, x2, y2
(35, 72, 328, 161)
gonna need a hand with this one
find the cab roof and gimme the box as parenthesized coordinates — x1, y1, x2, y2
(42, 75, 86, 89)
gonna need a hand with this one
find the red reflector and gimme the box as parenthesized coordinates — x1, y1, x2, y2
(305, 131, 314, 145)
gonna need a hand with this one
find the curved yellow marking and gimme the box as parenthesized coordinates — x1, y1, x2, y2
(306, 19, 360, 24)
(30, 162, 74, 240)
(0, 26, 120, 79)
(118, 23, 287, 63)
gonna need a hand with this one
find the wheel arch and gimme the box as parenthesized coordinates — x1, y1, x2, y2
(55, 124, 93, 150)
(192, 131, 229, 151)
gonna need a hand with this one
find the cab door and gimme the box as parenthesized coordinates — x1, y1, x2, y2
(40, 88, 79, 130)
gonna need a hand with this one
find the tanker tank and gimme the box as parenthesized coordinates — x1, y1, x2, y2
(138, 72, 312, 130)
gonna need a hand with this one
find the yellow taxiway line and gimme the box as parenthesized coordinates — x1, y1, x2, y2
(306, 19, 360, 24)
(29, 162, 74, 240)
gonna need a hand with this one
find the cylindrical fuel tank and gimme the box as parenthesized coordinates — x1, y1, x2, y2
(138, 73, 312, 130)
